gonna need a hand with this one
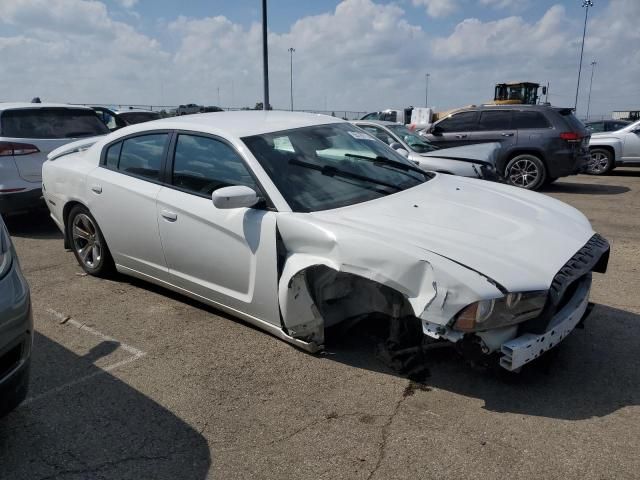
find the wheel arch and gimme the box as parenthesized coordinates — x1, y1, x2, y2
(62, 200, 90, 249)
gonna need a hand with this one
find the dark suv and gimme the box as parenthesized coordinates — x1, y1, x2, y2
(421, 105, 590, 190)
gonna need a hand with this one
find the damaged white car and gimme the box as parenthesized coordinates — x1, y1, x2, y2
(42, 111, 609, 371)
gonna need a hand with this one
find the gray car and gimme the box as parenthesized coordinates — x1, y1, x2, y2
(352, 120, 500, 181)
(0, 215, 32, 417)
(420, 105, 590, 190)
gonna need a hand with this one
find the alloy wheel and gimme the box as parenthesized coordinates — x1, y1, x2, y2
(587, 151, 610, 174)
(72, 213, 102, 269)
(508, 158, 540, 188)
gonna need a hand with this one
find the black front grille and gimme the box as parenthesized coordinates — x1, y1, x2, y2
(0, 343, 22, 380)
(519, 233, 609, 334)
(549, 233, 609, 306)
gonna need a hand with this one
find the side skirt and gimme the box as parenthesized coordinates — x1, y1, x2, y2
(116, 264, 322, 353)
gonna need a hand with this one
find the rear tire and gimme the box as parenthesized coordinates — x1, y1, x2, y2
(505, 154, 546, 190)
(586, 148, 613, 175)
(66, 205, 114, 277)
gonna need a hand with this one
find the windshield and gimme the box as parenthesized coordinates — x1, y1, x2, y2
(386, 124, 438, 153)
(243, 123, 430, 212)
(120, 111, 161, 125)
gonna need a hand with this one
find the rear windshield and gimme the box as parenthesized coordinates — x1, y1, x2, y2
(119, 111, 161, 125)
(1, 108, 109, 139)
(555, 108, 586, 133)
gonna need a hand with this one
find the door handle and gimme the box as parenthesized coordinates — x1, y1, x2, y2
(501, 133, 515, 137)
(90, 184, 102, 194)
(160, 210, 178, 222)
(454, 134, 468, 139)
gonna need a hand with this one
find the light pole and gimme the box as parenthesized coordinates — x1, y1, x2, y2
(288, 47, 295, 111)
(261, 0, 270, 110)
(425, 73, 430, 107)
(586, 61, 597, 120)
(574, 0, 594, 113)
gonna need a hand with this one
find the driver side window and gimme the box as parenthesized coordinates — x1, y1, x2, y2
(172, 134, 258, 197)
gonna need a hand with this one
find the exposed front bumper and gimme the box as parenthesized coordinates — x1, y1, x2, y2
(500, 275, 591, 371)
(0, 188, 44, 215)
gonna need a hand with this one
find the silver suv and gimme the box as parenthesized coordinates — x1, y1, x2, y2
(0, 103, 109, 214)
(421, 105, 590, 190)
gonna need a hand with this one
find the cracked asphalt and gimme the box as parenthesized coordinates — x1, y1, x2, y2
(1, 170, 639, 479)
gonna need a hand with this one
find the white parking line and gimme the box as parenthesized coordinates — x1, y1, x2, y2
(21, 309, 147, 407)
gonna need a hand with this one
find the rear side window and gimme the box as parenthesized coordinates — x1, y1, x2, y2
(171, 134, 257, 196)
(105, 142, 122, 169)
(1, 108, 109, 139)
(478, 111, 512, 130)
(437, 111, 478, 132)
(512, 111, 551, 129)
(106, 133, 168, 181)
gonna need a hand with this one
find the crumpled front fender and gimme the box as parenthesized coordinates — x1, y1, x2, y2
(276, 214, 502, 345)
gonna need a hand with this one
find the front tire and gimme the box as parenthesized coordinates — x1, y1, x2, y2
(505, 154, 546, 190)
(586, 148, 613, 175)
(66, 205, 114, 277)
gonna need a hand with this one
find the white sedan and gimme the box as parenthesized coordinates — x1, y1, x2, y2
(43, 111, 609, 371)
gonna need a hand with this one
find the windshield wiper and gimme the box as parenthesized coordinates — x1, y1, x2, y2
(344, 153, 428, 177)
(289, 159, 402, 191)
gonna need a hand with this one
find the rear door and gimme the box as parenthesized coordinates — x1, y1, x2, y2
(422, 111, 479, 148)
(469, 110, 517, 148)
(0, 107, 108, 183)
(88, 132, 170, 279)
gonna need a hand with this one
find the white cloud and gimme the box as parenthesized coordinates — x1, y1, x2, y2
(479, 0, 528, 10)
(118, 0, 138, 8)
(412, 0, 459, 18)
(0, 0, 637, 116)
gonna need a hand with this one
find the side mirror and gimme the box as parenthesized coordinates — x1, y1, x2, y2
(389, 142, 403, 150)
(430, 125, 442, 135)
(212, 185, 259, 209)
(396, 148, 409, 158)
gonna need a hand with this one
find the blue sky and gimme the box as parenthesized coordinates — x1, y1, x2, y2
(0, 0, 636, 116)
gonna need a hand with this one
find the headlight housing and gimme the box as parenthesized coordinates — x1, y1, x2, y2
(0, 224, 14, 280)
(453, 291, 547, 332)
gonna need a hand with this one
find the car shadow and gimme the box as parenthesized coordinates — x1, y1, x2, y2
(542, 182, 630, 195)
(321, 304, 639, 421)
(3, 209, 63, 240)
(609, 168, 640, 178)
(0, 332, 211, 480)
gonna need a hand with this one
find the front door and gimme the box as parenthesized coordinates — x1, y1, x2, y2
(423, 111, 479, 148)
(622, 128, 640, 161)
(156, 133, 280, 325)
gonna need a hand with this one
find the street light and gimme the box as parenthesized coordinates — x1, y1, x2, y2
(288, 47, 295, 111)
(425, 73, 430, 107)
(586, 61, 597, 120)
(261, 0, 270, 111)
(574, 0, 594, 113)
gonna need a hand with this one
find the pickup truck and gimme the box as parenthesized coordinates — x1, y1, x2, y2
(587, 120, 640, 174)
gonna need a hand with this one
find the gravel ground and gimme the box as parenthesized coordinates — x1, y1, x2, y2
(1, 170, 639, 480)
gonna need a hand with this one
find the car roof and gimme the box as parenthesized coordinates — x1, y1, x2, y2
(118, 109, 159, 114)
(352, 120, 398, 126)
(0, 102, 93, 112)
(127, 110, 345, 137)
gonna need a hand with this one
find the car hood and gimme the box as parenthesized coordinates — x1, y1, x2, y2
(420, 142, 500, 165)
(306, 174, 594, 292)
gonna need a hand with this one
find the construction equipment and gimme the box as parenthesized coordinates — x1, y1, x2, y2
(493, 82, 546, 105)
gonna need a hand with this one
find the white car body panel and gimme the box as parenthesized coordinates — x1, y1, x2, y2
(589, 119, 640, 163)
(43, 111, 607, 370)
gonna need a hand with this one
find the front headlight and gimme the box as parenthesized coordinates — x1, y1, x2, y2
(0, 225, 14, 279)
(453, 291, 547, 332)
